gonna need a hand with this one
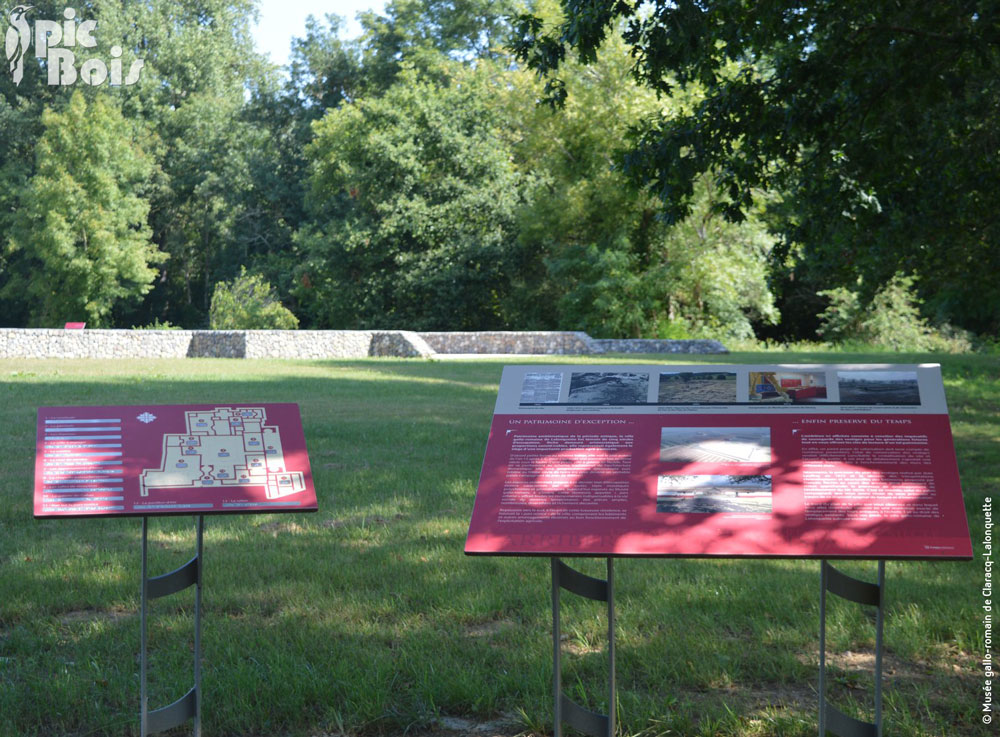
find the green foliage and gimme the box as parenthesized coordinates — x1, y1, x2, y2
(649, 176, 779, 340)
(545, 242, 653, 338)
(506, 28, 778, 338)
(288, 14, 365, 112)
(512, 0, 1000, 335)
(0, 0, 992, 344)
(817, 274, 972, 352)
(297, 63, 527, 329)
(0, 0, 290, 329)
(3, 91, 163, 327)
(359, 0, 519, 90)
(814, 286, 864, 345)
(209, 267, 299, 330)
(98, 0, 281, 325)
(131, 318, 181, 330)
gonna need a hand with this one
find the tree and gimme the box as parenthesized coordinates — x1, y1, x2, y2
(3, 92, 163, 326)
(296, 63, 528, 329)
(504, 22, 778, 338)
(94, 0, 279, 327)
(0, 1, 98, 325)
(359, 0, 520, 90)
(287, 14, 366, 112)
(513, 1, 1000, 335)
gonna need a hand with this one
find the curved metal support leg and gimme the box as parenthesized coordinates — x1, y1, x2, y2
(819, 560, 885, 737)
(140, 516, 204, 736)
(551, 558, 616, 737)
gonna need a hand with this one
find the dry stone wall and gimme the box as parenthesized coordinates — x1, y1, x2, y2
(0, 329, 434, 359)
(418, 331, 594, 354)
(0, 329, 726, 359)
(588, 338, 728, 354)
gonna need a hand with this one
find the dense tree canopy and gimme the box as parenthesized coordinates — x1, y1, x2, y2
(0, 0, 276, 327)
(0, 0, 991, 347)
(4, 92, 161, 326)
(513, 0, 1000, 334)
(504, 26, 778, 337)
(296, 64, 527, 329)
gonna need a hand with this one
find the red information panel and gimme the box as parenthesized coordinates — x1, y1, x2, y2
(466, 364, 972, 559)
(34, 404, 317, 518)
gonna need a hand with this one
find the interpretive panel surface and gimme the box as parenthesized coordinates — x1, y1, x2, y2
(466, 364, 972, 559)
(34, 404, 317, 518)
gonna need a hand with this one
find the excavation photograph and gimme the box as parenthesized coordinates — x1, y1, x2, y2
(659, 427, 771, 464)
(657, 371, 738, 403)
(656, 474, 773, 513)
(567, 372, 650, 405)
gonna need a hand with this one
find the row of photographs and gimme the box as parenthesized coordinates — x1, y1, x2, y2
(520, 369, 921, 406)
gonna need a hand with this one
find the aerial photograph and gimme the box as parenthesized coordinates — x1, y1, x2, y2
(659, 427, 771, 464)
(837, 370, 921, 405)
(567, 372, 650, 404)
(656, 474, 773, 513)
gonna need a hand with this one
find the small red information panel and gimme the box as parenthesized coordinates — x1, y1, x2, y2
(34, 403, 317, 518)
(465, 364, 972, 559)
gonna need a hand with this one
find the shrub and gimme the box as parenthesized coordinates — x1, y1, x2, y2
(817, 273, 971, 352)
(131, 318, 180, 330)
(209, 268, 299, 330)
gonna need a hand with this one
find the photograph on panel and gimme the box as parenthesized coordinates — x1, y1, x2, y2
(659, 427, 771, 464)
(519, 372, 564, 404)
(567, 372, 650, 405)
(836, 370, 921, 405)
(748, 370, 828, 403)
(656, 474, 773, 514)
(657, 371, 738, 404)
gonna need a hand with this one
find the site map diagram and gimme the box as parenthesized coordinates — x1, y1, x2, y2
(140, 407, 306, 500)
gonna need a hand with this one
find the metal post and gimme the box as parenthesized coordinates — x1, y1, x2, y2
(606, 558, 615, 737)
(818, 560, 885, 737)
(194, 515, 204, 737)
(139, 515, 203, 736)
(141, 517, 149, 737)
(552, 558, 562, 737)
(818, 560, 827, 737)
(550, 557, 615, 737)
(874, 561, 884, 737)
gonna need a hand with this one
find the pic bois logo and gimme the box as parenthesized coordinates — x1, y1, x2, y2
(5, 6, 144, 86)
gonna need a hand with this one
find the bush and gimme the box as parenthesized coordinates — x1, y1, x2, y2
(817, 273, 971, 352)
(209, 268, 299, 330)
(131, 318, 180, 330)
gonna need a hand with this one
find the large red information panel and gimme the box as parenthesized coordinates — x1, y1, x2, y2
(465, 364, 972, 559)
(34, 404, 317, 518)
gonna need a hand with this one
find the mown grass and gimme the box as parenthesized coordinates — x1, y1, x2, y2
(0, 352, 995, 737)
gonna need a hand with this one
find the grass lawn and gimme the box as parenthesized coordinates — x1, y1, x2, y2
(0, 352, 996, 737)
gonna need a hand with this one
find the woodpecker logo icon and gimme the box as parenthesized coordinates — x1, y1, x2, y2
(3, 6, 144, 86)
(4, 5, 32, 86)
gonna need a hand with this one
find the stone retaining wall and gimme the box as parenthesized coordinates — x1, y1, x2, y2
(0, 329, 726, 359)
(419, 331, 594, 355)
(0, 329, 435, 359)
(589, 338, 728, 354)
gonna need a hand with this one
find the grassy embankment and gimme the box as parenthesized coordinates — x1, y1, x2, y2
(0, 352, 996, 736)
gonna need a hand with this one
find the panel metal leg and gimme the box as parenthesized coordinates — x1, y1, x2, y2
(818, 560, 885, 737)
(140, 516, 204, 736)
(551, 557, 616, 737)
